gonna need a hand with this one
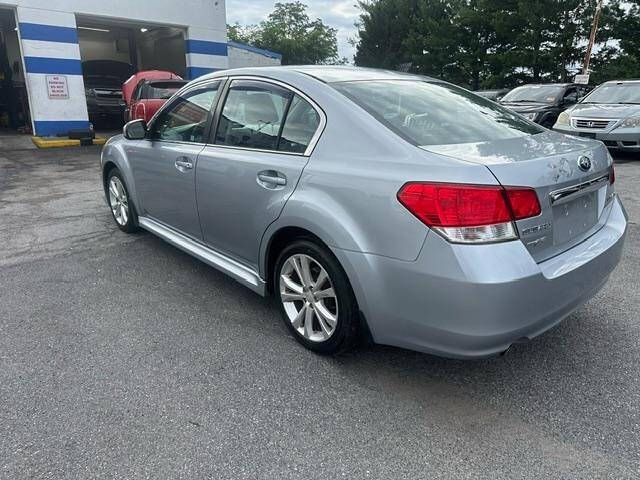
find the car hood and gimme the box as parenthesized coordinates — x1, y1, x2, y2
(569, 103, 640, 119)
(500, 103, 554, 113)
(420, 131, 597, 165)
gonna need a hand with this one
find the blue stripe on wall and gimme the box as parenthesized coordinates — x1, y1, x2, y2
(187, 67, 222, 80)
(185, 39, 228, 56)
(227, 41, 282, 60)
(19, 23, 78, 44)
(24, 57, 82, 75)
(34, 120, 91, 137)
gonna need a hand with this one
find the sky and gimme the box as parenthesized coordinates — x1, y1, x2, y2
(225, 0, 361, 61)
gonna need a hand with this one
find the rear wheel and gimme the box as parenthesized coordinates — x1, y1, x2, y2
(274, 240, 359, 354)
(107, 168, 139, 233)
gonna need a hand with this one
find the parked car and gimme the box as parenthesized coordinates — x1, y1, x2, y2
(83, 60, 135, 125)
(101, 66, 627, 359)
(127, 79, 187, 123)
(122, 70, 184, 123)
(500, 83, 592, 127)
(475, 89, 510, 102)
(553, 79, 640, 153)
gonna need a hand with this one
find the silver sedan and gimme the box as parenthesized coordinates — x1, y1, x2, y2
(554, 79, 640, 153)
(101, 66, 627, 359)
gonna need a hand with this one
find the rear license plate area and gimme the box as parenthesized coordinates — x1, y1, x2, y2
(552, 191, 599, 245)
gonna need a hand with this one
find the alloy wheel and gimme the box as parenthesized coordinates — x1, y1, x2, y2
(108, 176, 129, 226)
(279, 253, 338, 342)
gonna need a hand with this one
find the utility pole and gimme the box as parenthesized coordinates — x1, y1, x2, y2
(583, 0, 604, 74)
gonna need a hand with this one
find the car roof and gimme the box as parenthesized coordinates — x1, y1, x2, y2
(602, 79, 640, 84)
(512, 83, 576, 87)
(198, 65, 436, 84)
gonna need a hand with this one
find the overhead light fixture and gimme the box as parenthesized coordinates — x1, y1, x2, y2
(78, 26, 110, 33)
(140, 28, 148, 33)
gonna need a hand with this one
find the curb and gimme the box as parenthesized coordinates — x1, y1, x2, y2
(32, 136, 107, 149)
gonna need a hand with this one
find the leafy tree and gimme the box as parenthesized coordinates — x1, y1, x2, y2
(355, 0, 418, 68)
(353, 0, 640, 89)
(226, 2, 344, 65)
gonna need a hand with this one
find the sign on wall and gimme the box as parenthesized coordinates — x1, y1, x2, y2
(46, 75, 69, 99)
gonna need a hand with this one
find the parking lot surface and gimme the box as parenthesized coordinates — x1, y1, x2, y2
(1, 145, 639, 479)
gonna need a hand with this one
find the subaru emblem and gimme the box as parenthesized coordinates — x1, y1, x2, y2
(578, 155, 591, 172)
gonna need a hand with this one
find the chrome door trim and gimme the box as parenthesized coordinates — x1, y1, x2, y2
(549, 173, 610, 205)
(212, 75, 328, 157)
(138, 216, 266, 296)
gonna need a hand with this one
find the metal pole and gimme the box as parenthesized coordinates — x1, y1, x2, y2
(583, 0, 604, 74)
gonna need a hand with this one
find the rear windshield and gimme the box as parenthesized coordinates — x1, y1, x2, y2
(147, 82, 185, 100)
(582, 83, 640, 105)
(333, 80, 542, 146)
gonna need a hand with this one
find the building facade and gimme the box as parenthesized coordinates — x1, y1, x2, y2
(1, 0, 280, 136)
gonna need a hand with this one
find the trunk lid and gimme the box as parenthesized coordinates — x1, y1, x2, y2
(422, 132, 614, 262)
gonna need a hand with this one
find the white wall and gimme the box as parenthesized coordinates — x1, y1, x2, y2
(228, 45, 281, 69)
(13, 0, 227, 37)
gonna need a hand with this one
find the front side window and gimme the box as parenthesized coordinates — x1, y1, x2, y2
(334, 80, 542, 147)
(278, 95, 321, 153)
(215, 80, 291, 151)
(152, 81, 221, 143)
(563, 88, 578, 103)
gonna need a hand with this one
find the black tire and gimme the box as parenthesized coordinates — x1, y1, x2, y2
(106, 168, 139, 233)
(273, 239, 360, 355)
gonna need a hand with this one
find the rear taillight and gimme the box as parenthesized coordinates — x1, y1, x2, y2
(505, 188, 542, 220)
(610, 164, 615, 185)
(397, 182, 541, 244)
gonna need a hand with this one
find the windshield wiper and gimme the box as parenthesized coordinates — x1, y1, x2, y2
(504, 100, 545, 103)
(616, 102, 640, 105)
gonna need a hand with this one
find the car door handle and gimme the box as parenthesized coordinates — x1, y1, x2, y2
(175, 157, 193, 171)
(257, 171, 287, 187)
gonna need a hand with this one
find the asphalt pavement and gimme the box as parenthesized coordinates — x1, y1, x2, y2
(0, 145, 639, 479)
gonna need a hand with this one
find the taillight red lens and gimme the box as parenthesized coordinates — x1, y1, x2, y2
(397, 183, 541, 228)
(610, 164, 615, 185)
(505, 188, 541, 220)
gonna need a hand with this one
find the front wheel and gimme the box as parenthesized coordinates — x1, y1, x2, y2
(107, 168, 139, 233)
(274, 240, 360, 354)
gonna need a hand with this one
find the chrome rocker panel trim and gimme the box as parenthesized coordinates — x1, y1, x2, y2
(138, 216, 266, 295)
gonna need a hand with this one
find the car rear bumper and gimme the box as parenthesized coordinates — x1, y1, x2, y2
(334, 196, 628, 359)
(554, 126, 640, 151)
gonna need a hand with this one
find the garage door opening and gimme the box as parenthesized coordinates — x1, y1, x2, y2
(76, 16, 186, 128)
(0, 8, 31, 134)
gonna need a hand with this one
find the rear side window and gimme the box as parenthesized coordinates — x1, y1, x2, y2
(216, 80, 291, 151)
(278, 95, 321, 153)
(334, 80, 542, 146)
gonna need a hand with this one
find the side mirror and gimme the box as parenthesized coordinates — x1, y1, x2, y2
(123, 119, 147, 140)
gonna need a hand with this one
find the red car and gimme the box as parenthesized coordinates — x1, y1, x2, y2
(122, 71, 186, 123)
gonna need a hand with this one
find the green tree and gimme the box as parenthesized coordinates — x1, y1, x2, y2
(354, 0, 640, 89)
(226, 2, 343, 65)
(355, 0, 418, 68)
